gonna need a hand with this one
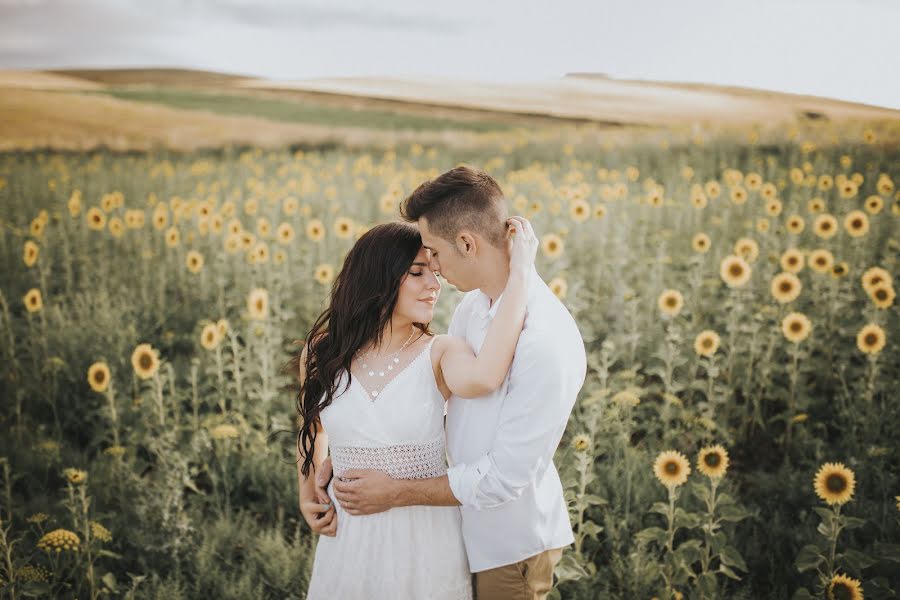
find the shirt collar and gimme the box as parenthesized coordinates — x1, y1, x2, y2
(473, 265, 539, 321)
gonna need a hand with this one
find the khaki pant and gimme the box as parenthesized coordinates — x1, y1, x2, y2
(474, 547, 565, 600)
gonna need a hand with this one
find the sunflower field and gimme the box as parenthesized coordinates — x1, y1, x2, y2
(0, 117, 898, 600)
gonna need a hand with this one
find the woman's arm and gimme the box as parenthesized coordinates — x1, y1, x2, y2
(295, 342, 338, 536)
(439, 216, 538, 398)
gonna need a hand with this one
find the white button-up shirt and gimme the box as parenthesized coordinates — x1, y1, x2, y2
(445, 265, 587, 572)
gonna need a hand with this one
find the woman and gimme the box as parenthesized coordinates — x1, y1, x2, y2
(293, 216, 538, 599)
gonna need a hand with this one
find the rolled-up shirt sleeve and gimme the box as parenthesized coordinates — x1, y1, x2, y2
(446, 335, 578, 509)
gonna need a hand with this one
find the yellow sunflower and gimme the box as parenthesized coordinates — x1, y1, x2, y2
(831, 262, 849, 278)
(247, 288, 269, 320)
(694, 330, 721, 357)
(856, 323, 886, 355)
(809, 249, 835, 274)
(653, 450, 691, 489)
(814, 462, 855, 505)
(838, 180, 859, 200)
(200, 323, 221, 350)
(165, 227, 180, 248)
(571, 434, 591, 452)
(704, 180, 721, 199)
(549, 277, 568, 299)
(541, 233, 564, 259)
(314, 264, 335, 286)
(786, 215, 805, 234)
(807, 197, 826, 213)
(861, 266, 891, 294)
(771, 272, 802, 304)
(334, 217, 355, 239)
(570, 199, 591, 223)
(780, 249, 805, 273)
(868, 284, 895, 309)
(843, 210, 869, 238)
(256, 217, 271, 238)
(23, 240, 39, 267)
(864, 195, 883, 214)
(87, 362, 111, 393)
(697, 445, 729, 479)
(827, 574, 863, 600)
(781, 312, 812, 343)
(817, 174, 834, 192)
(306, 219, 326, 242)
(813, 214, 838, 239)
(765, 199, 783, 217)
(86, 207, 106, 231)
(185, 250, 204, 274)
(692, 233, 711, 253)
(734, 238, 759, 263)
(131, 343, 160, 379)
(730, 186, 748, 205)
(63, 468, 87, 485)
(658, 289, 684, 317)
(720, 255, 752, 288)
(276, 223, 294, 245)
(23, 288, 43, 313)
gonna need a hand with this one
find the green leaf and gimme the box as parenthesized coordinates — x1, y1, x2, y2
(674, 507, 702, 528)
(649, 501, 670, 516)
(717, 504, 749, 522)
(840, 516, 867, 530)
(791, 587, 816, 600)
(795, 544, 825, 573)
(719, 545, 748, 572)
(582, 494, 608, 507)
(873, 542, 900, 564)
(813, 507, 835, 521)
(697, 572, 718, 598)
(97, 549, 124, 559)
(102, 572, 118, 592)
(718, 563, 742, 580)
(691, 480, 711, 504)
(580, 520, 603, 540)
(635, 527, 668, 547)
(674, 539, 703, 566)
(840, 548, 876, 572)
(554, 552, 591, 584)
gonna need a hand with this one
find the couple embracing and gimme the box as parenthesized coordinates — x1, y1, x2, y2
(294, 165, 586, 599)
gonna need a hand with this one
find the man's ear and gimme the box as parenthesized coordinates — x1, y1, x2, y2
(457, 232, 477, 256)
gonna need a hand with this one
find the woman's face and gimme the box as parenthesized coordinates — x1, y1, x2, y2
(394, 246, 441, 325)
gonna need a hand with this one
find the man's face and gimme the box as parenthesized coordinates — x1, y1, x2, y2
(417, 217, 477, 292)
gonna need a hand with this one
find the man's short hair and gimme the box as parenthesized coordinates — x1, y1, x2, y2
(400, 165, 508, 250)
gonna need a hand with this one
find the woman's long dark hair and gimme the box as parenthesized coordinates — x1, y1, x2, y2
(290, 221, 432, 477)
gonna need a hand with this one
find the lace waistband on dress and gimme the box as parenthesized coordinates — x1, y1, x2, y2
(330, 437, 447, 480)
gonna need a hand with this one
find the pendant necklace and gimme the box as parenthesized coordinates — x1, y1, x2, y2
(357, 330, 417, 400)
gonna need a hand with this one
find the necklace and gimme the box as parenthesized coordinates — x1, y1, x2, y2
(357, 330, 418, 399)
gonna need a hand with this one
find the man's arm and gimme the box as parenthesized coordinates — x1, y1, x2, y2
(446, 334, 584, 509)
(332, 470, 460, 515)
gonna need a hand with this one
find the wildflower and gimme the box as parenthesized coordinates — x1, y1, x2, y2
(694, 330, 720, 357)
(657, 290, 684, 317)
(37, 528, 80, 553)
(771, 273, 802, 304)
(247, 288, 269, 320)
(90, 521, 112, 543)
(210, 424, 240, 440)
(63, 468, 87, 485)
(720, 255, 751, 288)
(856, 324, 886, 355)
(131, 343, 160, 379)
(571, 434, 591, 452)
(781, 312, 812, 343)
(541, 234, 564, 259)
(697, 445, 729, 479)
(23, 288, 43, 313)
(653, 451, 691, 489)
(87, 362, 111, 393)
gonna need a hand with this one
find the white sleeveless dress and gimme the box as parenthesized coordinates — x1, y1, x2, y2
(305, 336, 473, 600)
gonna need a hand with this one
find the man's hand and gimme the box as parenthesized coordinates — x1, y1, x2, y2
(332, 469, 398, 516)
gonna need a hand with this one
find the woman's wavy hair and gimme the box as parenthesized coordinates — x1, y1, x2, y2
(288, 221, 432, 477)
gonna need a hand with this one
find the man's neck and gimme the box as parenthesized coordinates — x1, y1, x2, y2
(479, 253, 513, 304)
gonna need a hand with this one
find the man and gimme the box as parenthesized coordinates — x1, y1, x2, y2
(314, 165, 587, 600)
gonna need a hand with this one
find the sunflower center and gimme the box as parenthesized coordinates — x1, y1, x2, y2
(93, 371, 105, 384)
(780, 282, 792, 292)
(864, 333, 877, 345)
(852, 219, 862, 228)
(704, 454, 721, 467)
(664, 462, 678, 475)
(702, 339, 713, 349)
(831, 582, 851, 600)
(826, 474, 847, 493)
(730, 265, 743, 276)
(791, 322, 802, 332)
(139, 354, 153, 369)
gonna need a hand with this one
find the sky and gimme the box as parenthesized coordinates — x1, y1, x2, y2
(1, 0, 898, 109)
